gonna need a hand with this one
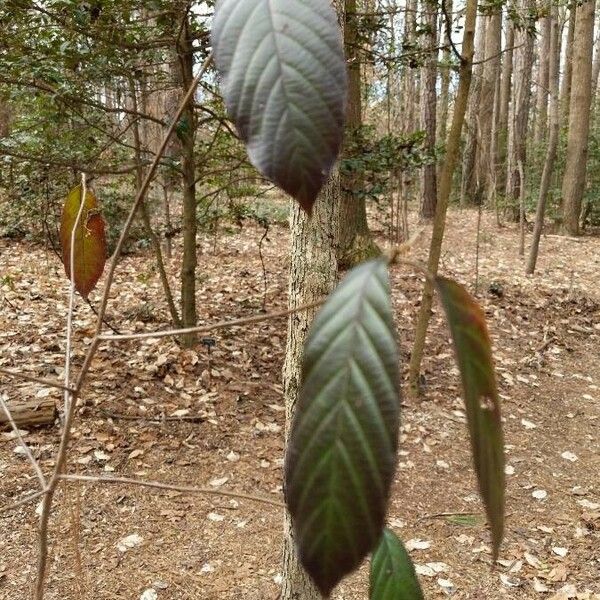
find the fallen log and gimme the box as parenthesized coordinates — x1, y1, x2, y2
(0, 396, 56, 428)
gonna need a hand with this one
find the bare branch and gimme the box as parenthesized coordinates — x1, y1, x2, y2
(60, 475, 284, 508)
(0, 394, 46, 489)
(98, 300, 324, 342)
(0, 489, 48, 516)
(0, 368, 73, 393)
(34, 173, 89, 599)
(441, 0, 464, 64)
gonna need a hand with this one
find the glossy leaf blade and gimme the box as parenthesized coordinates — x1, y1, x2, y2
(436, 276, 505, 559)
(212, 0, 347, 213)
(285, 259, 400, 596)
(370, 529, 424, 600)
(59, 185, 106, 298)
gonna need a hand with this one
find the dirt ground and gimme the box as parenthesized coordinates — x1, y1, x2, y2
(0, 208, 599, 600)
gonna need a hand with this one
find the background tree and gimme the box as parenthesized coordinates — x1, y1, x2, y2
(338, 0, 381, 268)
(561, 0, 596, 235)
(419, 0, 439, 219)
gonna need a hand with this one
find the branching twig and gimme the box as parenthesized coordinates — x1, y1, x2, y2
(98, 300, 324, 342)
(59, 475, 284, 508)
(34, 175, 88, 600)
(0, 489, 48, 516)
(418, 511, 480, 522)
(0, 368, 73, 393)
(441, 0, 463, 64)
(0, 394, 46, 488)
(97, 409, 204, 423)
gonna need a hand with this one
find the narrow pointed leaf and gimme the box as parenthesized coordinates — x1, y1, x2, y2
(285, 259, 400, 596)
(59, 185, 106, 298)
(436, 276, 505, 559)
(212, 0, 347, 213)
(370, 529, 424, 600)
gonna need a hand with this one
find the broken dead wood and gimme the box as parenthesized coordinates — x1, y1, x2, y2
(0, 396, 56, 428)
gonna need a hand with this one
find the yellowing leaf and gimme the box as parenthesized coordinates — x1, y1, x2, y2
(435, 276, 505, 561)
(59, 185, 107, 298)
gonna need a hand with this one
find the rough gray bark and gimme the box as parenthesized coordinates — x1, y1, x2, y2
(460, 14, 486, 205)
(534, 15, 551, 145)
(437, 0, 453, 144)
(399, 0, 418, 221)
(497, 14, 514, 193)
(560, 6, 575, 122)
(338, 0, 380, 268)
(281, 3, 344, 594)
(129, 77, 182, 330)
(420, 0, 439, 219)
(477, 10, 502, 200)
(505, 2, 535, 220)
(281, 175, 341, 600)
(177, 15, 199, 346)
(561, 0, 596, 235)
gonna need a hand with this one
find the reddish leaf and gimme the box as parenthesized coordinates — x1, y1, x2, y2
(59, 185, 107, 298)
(435, 276, 505, 560)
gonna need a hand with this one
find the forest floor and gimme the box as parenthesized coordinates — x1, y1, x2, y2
(0, 207, 599, 600)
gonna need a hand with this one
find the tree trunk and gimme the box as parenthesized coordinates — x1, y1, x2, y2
(129, 77, 182, 329)
(534, 15, 551, 145)
(437, 0, 453, 144)
(281, 2, 344, 594)
(281, 175, 341, 600)
(560, 6, 576, 122)
(408, 0, 479, 396)
(338, 0, 380, 268)
(477, 10, 502, 200)
(0, 95, 10, 138)
(399, 0, 418, 223)
(497, 14, 514, 193)
(460, 14, 486, 206)
(527, 6, 560, 274)
(505, 3, 535, 221)
(420, 0, 438, 219)
(177, 15, 199, 346)
(561, 0, 596, 235)
(592, 23, 600, 93)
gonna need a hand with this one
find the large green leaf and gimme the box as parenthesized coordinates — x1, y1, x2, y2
(285, 259, 400, 596)
(436, 276, 505, 560)
(370, 529, 424, 600)
(212, 0, 347, 213)
(59, 185, 106, 298)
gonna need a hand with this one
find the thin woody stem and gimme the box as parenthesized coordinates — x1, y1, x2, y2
(98, 300, 324, 342)
(0, 489, 48, 515)
(0, 368, 73, 393)
(34, 174, 88, 600)
(60, 475, 284, 508)
(0, 394, 46, 488)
